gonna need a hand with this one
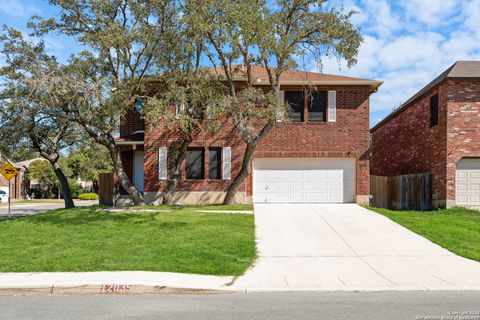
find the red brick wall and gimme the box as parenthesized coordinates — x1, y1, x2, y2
(256, 86, 372, 195)
(144, 123, 247, 194)
(120, 109, 144, 137)
(140, 85, 373, 197)
(371, 82, 448, 200)
(0, 171, 23, 199)
(445, 80, 480, 201)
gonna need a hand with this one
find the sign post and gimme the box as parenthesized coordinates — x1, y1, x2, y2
(1, 161, 18, 220)
(8, 180, 11, 219)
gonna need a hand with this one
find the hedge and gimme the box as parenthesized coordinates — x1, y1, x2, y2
(78, 193, 99, 200)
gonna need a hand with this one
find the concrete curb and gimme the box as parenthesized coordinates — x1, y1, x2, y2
(0, 285, 231, 296)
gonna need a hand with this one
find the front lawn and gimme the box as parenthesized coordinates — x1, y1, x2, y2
(0, 205, 255, 276)
(369, 207, 480, 262)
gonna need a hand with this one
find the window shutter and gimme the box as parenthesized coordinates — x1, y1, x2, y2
(328, 91, 336, 122)
(158, 147, 168, 180)
(222, 147, 231, 180)
(175, 96, 185, 119)
(276, 90, 285, 122)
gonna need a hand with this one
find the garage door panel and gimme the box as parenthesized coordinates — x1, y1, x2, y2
(305, 181, 316, 191)
(470, 195, 480, 203)
(278, 171, 291, 180)
(470, 172, 480, 180)
(253, 159, 355, 203)
(457, 171, 468, 179)
(255, 192, 267, 202)
(456, 159, 480, 206)
(304, 192, 318, 202)
(470, 183, 480, 191)
(316, 182, 328, 192)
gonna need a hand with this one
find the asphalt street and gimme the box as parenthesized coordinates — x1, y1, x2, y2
(0, 291, 479, 320)
(0, 200, 98, 219)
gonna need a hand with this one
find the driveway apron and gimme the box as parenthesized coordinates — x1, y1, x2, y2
(232, 204, 480, 291)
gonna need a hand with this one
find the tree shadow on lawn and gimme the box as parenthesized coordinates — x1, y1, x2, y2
(20, 206, 189, 228)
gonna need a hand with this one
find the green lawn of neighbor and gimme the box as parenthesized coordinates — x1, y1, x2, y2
(369, 206, 480, 262)
(0, 205, 255, 276)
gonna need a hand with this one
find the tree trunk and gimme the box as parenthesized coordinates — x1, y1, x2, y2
(51, 161, 75, 209)
(224, 122, 275, 205)
(162, 136, 192, 204)
(109, 146, 146, 206)
(92, 181, 99, 194)
(223, 143, 255, 205)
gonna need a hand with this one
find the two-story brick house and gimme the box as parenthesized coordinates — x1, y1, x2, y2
(117, 66, 382, 205)
(371, 61, 480, 208)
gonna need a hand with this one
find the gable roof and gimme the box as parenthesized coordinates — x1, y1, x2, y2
(207, 65, 383, 89)
(14, 158, 46, 169)
(371, 61, 480, 132)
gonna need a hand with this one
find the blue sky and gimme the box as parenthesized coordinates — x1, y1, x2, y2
(1, 0, 480, 127)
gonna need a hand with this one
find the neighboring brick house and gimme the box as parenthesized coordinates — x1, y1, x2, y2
(0, 160, 30, 200)
(371, 61, 480, 209)
(117, 66, 382, 205)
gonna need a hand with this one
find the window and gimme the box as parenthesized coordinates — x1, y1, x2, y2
(430, 94, 439, 126)
(186, 148, 205, 179)
(285, 91, 304, 121)
(208, 148, 222, 180)
(308, 91, 327, 122)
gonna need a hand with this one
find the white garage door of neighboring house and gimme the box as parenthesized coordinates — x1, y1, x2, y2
(253, 158, 356, 203)
(456, 158, 480, 206)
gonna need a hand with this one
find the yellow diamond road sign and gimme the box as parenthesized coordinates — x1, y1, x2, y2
(1, 161, 18, 181)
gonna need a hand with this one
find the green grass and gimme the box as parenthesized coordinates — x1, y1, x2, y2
(369, 206, 480, 262)
(0, 205, 256, 276)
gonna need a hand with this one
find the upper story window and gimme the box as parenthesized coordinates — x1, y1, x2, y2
(430, 94, 439, 127)
(186, 148, 205, 180)
(308, 91, 327, 122)
(133, 98, 144, 116)
(285, 91, 304, 122)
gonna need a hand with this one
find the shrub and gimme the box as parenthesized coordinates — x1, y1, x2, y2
(78, 193, 99, 200)
(68, 181, 85, 199)
(31, 188, 47, 199)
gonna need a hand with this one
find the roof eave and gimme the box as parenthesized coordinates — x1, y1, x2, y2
(239, 79, 383, 89)
(116, 141, 144, 146)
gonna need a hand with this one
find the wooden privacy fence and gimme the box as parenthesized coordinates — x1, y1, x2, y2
(370, 172, 432, 211)
(98, 172, 114, 206)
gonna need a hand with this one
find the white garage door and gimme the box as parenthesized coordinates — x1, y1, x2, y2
(456, 158, 480, 206)
(253, 158, 356, 203)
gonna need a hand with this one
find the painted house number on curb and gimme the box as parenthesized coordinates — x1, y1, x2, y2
(101, 284, 131, 294)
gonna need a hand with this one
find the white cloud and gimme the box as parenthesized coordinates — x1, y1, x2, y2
(318, 0, 480, 125)
(0, 0, 41, 18)
(462, 0, 480, 38)
(377, 33, 444, 70)
(358, 0, 401, 37)
(398, 0, 461, 27)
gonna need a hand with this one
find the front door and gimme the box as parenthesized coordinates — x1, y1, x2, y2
(133, 151, 144, 193)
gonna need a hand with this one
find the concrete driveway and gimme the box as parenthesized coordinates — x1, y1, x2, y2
(232, 204, 480, 291)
